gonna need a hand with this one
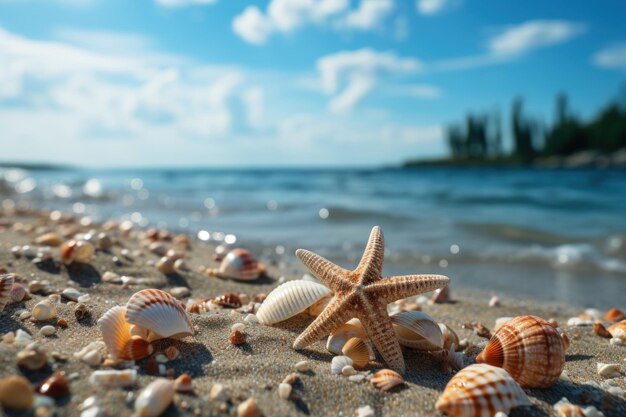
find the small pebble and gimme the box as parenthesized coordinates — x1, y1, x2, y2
(170, 287, 190, 299)
(209, 383, 228, 401)
(237, 398, 261, 417)
(597, 363, 621, 378)
(0, 375, 35, 410)
(17, 348, 47, 370)
(488, 295, 500, 307)
(174, 373, 193, 392)
(357, 405, 375, 417)
(348, 374, 365, 383)
(40, 325, 56, 337)
(278, 383, 291, 400)
(295, 360, 310, 372)
(57, 318, 68, 329)
(231, 323, 246, 332)
(39, 374, 70, 399)
(341, 365, 356, 376)
(244, 314, 258, 325)
(32, 300, 57, 321)
(62, 288, 82, 301)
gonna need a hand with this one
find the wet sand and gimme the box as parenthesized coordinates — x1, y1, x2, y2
(0, 210, 625, 417)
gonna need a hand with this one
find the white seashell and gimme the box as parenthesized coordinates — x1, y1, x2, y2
(331, 355, 352, 375)
(213, 248, 261, 280)
(231, 323, 246, 332)
(125, 289, 194, 340)
(326, 318, 367, 354)
(567, 317, 593, 326)
(32, 300, 57, 321)
(341, 365, 356, 376)
(89, 369, 137, 388)
(62, 287, 83, 302)
(134, 378, 174, 417)
(391, 311, 443, 351)
(244, 314, 258, 325)
(597, 363, 620, 378)
(0, 274, 15, 312)
(39, 325, 56, 336)
(439, 323, 460, 352)
(256, 280, 331, 325)
(488, 296, 501, 307)
(278, 383, 291, 400)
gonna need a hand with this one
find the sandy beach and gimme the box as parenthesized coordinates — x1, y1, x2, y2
(1, 209, 625, 417)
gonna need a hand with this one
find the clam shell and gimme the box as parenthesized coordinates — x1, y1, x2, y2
(341, 337, 374, 368)
(391, 311, 443, 351)
(60, 240, 94, 265)
(134, 378, 174, 417)
(326, 318, 368, 354)
(0, 274, 15, 312)
(436, 364, 530, 417)
(98, 306, 153, 360)
(125, 289, 194, 339)
(331, 355, 353, 375)
(256, 280, 331, 325)
(476, 315, 565, 388)
(217, 248, 260, 280)
(608, 320, 626, 341)
(371, 369, 404, 391)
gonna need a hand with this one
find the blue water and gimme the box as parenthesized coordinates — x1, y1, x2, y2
(2, 167, 625, 308)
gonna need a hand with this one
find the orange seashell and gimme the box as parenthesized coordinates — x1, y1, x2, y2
(123, 335, 154, 361)
(341, 337, 373, 368)
(436, 363, 530, 417)
(60, 240, 94, 265)
(370, 369, 404, 391)
(605, 308, 625, 322)
(608, 320, 626, 341)
(0, 274, 15, 312)
(125, 289, 194, 340)
(98, 306, 153, 361)
(476, 315, 565, 388)
(593, 321, 611, 338)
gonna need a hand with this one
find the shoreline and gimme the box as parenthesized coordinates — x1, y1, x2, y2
(0, 209, 625, 416)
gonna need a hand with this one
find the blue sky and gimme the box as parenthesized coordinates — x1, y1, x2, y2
(0, 0, 625, 167)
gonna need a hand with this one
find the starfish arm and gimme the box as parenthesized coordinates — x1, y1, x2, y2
(366, 274, 449, 305)
(292, 297, 353, 349)
(359, 303, 406, 374)
(295, 249, 352, 291)
(355, 226, 385, 284)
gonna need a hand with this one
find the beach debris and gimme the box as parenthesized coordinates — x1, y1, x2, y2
(0, 273, 14, 311)
(187, 298, 219, 314)
(209, 383, 228, 401)
(99, 306, 153, 361)
(39, 325, 56, 337)
(370, 369, 404, 391)
(391, 311, 443, 351)
(593, 321, 612, 338)
(102, 271, 122, 284)
(207, 248, 263, 281)
(229, 330, 246, 345)
(17, 347, 47, 371)
(32, 299, 57, 321)
(326, 318, 367, 354)
(474, 322, 492, 339)
(436, 364, 530, 417)
(237, 398, 262, 417)
(430, 285, 450, 303)
(0, 375, 35, 410)
(331, 355, 353, 375)
(60, 240, 95, 265)
(134, 378, 174, 417)
(57, 318, 68, 329)
(440, 343, 466, 372)
(125, 289, 194, 340)
(39, 373, 70, 400)
(342, 337, 374, 368)
(476, 315, 565, 388)
(278, 383, 292, 400)
(164, 346, 179, 361)
(256, 280, 331, 325)
(488, 295, 501, 307)
(295, 360, 310, 372)
(609, 337, 624, 346)
(356, 405, 375, 417)
(604, 308, 625, 322)
(282, 373, 299, 385)
(607, 320, 626, 341)
(293, 226, 449, 374)
(597, 363, 621, 378)
(89, 370, 137, 388)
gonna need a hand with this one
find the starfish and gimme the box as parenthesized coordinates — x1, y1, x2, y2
(293, 226, 449, 374)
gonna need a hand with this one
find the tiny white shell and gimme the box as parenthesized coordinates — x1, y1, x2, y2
(331, 355, 353, 375)
(125, 289, 194, 340)
(256, 280, 331, 325)
(134, 378, 174, 417)
(597, 363, 620, 378)
(89, 369, 137, 388)
(391, 311, 443, 351)
(31, 299, 57, 321)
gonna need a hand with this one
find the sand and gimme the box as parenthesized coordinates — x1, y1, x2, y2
(0, 209, 625, 417)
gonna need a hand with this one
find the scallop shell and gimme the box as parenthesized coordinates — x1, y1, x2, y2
(371, 369, 404, 391)
(134, 378, 175, 417)
(216, 248, 260, 280)
(608, 320, 626, 341)
(125, 289, 194, 340)
(436, 364, 530, 417)
(326, 318, 368, 354)
(341, 337, 374, 368)
(256, 280, 331, 325)
(0, 274, 15, 312)
(439, 323, 459, 352)
(475, 315, 565, 388)
(391, 311, 443, 351)
(98, 306, 153, 360)
(60, 240, 95, 265)
(331, 355, 353, 375)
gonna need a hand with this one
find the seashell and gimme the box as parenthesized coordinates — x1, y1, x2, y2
(307, 294, 333, 317)
(134, 378, 174, 417)
(35, 232, 63, 247)
(156, 257, 175, 274)
(211, 248, 261, 281)
(174, 373, 193, 392)
(9, 283, 28, 303)
(597, 362, 621, 378)
(553, 398, 585, 417)
(187, 298, 220, 314)
(17, 348, 47, 370)
(125, 289, 194, 340)
(256, 280, 331, 325)
(561, 333, 570, 351)
(229, 330, 246, 345)
(494, 317, 513, 332)
(430, 285, 449, 303)
(436, 364, 530, 417)
(237, 398, 261, 417)
(331, 355, 353, 375)
(209, 383, 228, 401)
(326, 318, 367, 354)
(391, 311, 443, 351)
(39, 373, 70, 399)
(295, 360, 310, 372)
(0, 273, 15, 312)
(476, 315, 565, 388)
(605, 308, 625, 322)
(607, 320, 626, 341)
(214, 292, 242, 308)
(278, 382, 291, 400)
(32, 299, 57, 321)
(60, 240, 95, 265)
(0, 375, 35, 410)
(98, 306, 154, 360)
(89, 369, 137, 388)
(593, 321, 611, 338)
(341, 337, 374, 368)
(439, 323, 459, 351)
(371, 369, 404, 391)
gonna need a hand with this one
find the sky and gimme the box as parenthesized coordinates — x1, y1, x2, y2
(0, 0, 625, 167)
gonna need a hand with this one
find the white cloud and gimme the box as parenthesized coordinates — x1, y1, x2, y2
(232, 6, 274, 45)
(53, 28, 154, 55)
(416, 0, 461, 16)
(155, 0, 217, 7)
(388, 84, 442, 99)
(329, 74, 375, 113)
(488, 20, 586, 56)
(593, 43, 626, 71)
(343, 0, 394, 31)
(241, 87, 265, 128)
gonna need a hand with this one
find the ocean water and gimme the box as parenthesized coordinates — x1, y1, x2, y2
(2, 166, 625, 308)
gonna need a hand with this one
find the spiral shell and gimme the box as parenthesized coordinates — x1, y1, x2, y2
(608, 320, 626, 341)
(60, 240, 95, 265)
(98, 306, 153, 361)
(436, 364, 530, 417)
(214, 248, 261, 280)
(134, 378, 174, 417)
(341, 337, 374, 368)
(475, 315, 565, 388)
(326, 318, 367, 354)
(390, 311, 443, 351)
(256, 280, 331, 325)
(371, 369, 404, 391)
(125, 289, 194, 340)
(0, 274, 15, 312)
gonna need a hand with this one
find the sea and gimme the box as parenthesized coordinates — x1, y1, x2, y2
(1, 166, 625, 309)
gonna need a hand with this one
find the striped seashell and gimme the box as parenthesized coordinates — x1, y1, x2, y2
(341, 337, 374, 368)
(391, 311, 443, 351)
(98, 306, 153, 360)
(256, 280, 331, 325)
(60, 240, 95, 265)
(436, 364, 530, 417)
(212, 248, 261, 280)
(439, 323, 459, 352)
(0, 274, 15, 312)
(187, 298, 220, 315)
(125, 289, 194, 340)
(608, 320, 626, 341)
(476, 315, 565, 388)
(371, 369, 404, 391)
(134, 378, 175, 417)
(326, 318, 367, 354)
